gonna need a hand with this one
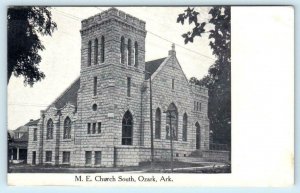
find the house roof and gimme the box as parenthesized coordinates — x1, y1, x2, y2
(52, 78, 80, 109)
(14, 125, 28, 133)
(145, 57, 166, 80)
(25, 119, 40, 126)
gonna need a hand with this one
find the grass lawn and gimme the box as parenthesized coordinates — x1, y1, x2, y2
(8, 161, 230, 173)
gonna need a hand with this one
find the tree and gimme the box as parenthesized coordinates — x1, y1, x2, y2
(8, 7, 57, 86)
(177, 6, 231, 146)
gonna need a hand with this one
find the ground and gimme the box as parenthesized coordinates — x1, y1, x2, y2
(8, 161, 231, 173)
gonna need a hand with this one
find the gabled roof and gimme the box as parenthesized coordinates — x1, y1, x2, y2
(52, 78, 80, 109)
(145, 57, 166, 80)
(25, 119, 40, 126)
(14, 126, 28, 133)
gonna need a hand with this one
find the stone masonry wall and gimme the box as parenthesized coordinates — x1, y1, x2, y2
(73, 7, 146, 167)
(141, 52, 210, 158)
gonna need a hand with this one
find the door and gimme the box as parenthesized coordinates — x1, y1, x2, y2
(32, 151, 36, 165)
(196, 122, 201, 149)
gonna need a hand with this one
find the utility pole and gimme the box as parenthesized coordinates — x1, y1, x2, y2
(144, 71, 154, 168)
(149, 73, 154, 167)
(165, 110, 175, 173)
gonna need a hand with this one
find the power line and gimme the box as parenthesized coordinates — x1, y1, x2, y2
(93, 7, 215, 60)
(147, 31, 215, 61)
(53, 8, 216, 62)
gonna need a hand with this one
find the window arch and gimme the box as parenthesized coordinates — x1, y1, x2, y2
(46, 119, 53, 139)
(166, 103, 178, 140)
(101, 36, 105, 63)
(182, 113, 188, 141)
(63, 117, 71, 139)
(120, 36, 125, 64)
(122, 110, 133, 145)
(87, 40, 92, 66)
(134, 41, 138, 67)
(127, 39, 132, 65)
(94, 38, 98, 65)
(155, 108, 161, 139)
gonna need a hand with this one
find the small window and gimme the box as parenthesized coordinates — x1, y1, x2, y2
(33, 128, 37, 141)
(155, 108, 161, 139)
(127, 39, 132, 65)
(95, 151, 101, 165)
(88, 41, 92, 66)
(63, 117, 72, 139)
(199, 102, 202, 111)
(46, 119, 53, 140)
(93, 77, 97, 96)
(87, 123, 91, 134)
(92, 123, 96, 134)
(182, 113, 188, 141)
(63, 151, 70, 163)
(120, 36, 125, 64)
(85, 151, 92, 165)
(101, 36, 105, 63)
(197, 102, 199, 111)
(134, 41, 138, 67)
(92, 104, 97, 111)
(94, 38, 98, 65)
(97, 122, 101, 133)
(194, 101, 196, 111)
(127, 77, 131, 97)
(172, 79, 175, 90)
(45, 151, 52, 162)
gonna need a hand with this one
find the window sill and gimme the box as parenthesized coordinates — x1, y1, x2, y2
(86, 133, 103, 137)
(62, 139, 72, 142)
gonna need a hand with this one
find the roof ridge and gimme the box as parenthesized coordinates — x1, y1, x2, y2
(45, 77, 80, 111)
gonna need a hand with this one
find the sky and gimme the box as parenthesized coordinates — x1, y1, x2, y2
(7, 6, 216, 130)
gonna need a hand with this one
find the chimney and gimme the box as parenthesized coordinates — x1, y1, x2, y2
(168, 43, 176, 56)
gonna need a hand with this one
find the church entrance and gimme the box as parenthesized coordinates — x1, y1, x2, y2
(196, 122, 201, 149)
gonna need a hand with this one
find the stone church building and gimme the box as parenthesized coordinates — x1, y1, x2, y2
(27, 8, 213, 167)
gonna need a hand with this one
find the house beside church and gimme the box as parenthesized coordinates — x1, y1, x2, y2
(27, 8, 226, 167)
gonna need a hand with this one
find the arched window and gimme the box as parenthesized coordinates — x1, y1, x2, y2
(46, 119, 53, 139)
(155, 108, 161, 139)
(127, 39, 132, 65)
(182, 113, 188, 141)
(94, 38, 98, 65)
(166, 103, 178, 140)
(87, 40, 92, 66)
(134, 41, 138, 67)
(101, 36, 105, 63)
(120, 36, 125, 64)
(122, 110, 133, 145)
(195, 122, 201, 149)
(63, 117, 71, 139)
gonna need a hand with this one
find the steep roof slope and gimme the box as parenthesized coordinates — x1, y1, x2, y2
(51, 78, 80, 109)
(145, 57, 166, 80)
